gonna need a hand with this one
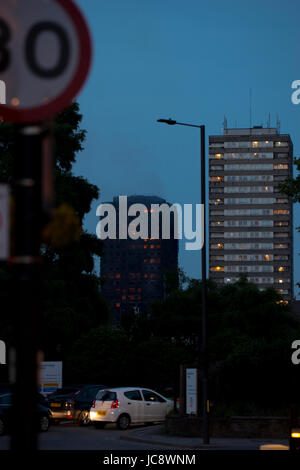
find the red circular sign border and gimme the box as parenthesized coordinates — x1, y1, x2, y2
(0, 0, 92, 123)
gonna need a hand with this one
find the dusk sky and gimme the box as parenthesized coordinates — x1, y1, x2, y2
(74, 0, 300, 296)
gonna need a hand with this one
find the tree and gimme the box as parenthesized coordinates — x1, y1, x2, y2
(145, 275, 300, 414)
(0, 103, 109, 362)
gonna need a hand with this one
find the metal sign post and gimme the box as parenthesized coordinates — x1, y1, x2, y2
(0, 0, 92, 453)
(11, 125, 44, 451)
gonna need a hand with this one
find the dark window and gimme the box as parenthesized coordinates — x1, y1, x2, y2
(96, 390, 117, 401)
(124, 390, 143, 401)
(142, 390, 166, 403)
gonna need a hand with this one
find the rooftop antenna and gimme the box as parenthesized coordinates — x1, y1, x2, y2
(249, 88, 252, 134)
(267, 112, 271, 128)
(276, 114, 280, 134)
(223, 115, 227, 134)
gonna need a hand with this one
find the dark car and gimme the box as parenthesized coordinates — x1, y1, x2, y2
(0, 393, 51, 436)
(46, 384, 107, 425)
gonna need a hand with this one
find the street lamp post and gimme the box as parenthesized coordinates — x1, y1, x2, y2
(157, 118, 209, 445)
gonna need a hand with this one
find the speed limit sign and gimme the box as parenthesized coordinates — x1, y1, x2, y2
(0, 0, 92, 123)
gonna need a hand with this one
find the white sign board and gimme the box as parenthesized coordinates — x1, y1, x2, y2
(0, 185, 9, 260)
(186, 368, 197, 415)
(39, 361, 62, 396)
(0, 340, 6, 365)
(0, 80, 6, 104)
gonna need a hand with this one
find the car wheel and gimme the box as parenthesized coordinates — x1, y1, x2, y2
(117, 414, 130, 430)
(78, 411, 91, 426)
(94, 422, 106, 429)
(0, 418, 5, 436)
(39, 415, 50, 432)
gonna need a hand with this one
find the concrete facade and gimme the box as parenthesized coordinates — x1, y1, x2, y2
(209, 126, 294, 301)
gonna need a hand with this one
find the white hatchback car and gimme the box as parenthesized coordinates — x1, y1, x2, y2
(89, 387, 173, 430)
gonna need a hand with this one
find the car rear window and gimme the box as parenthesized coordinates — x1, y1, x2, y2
(96, 390, 117, 401)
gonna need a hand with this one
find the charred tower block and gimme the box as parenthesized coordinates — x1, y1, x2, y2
(100, 195, 178, 322)
(209, 126, 293, 301)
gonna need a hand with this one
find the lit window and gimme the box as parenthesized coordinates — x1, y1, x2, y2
(252, 141, 259, 147)
(211, 176, 224, 182)
(116, 303, 120, 308)
(215, 153, 223, 159)
(278, 267, 285, 272)
(210, 266, 224, 272)
(274, 210, 289, 215)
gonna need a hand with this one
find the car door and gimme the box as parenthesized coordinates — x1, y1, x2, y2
(141, 389, 167, 422)
(123, 390, 144, 423)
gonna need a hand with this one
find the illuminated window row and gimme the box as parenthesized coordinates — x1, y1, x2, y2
(210, 242, 290, 250)
(224, 265, 274, 273)
(224, 141, 274, 148)
(223, 232, 274, 239)
(224, 277, 275, 284)
(224, 209, 274, 216)
(224, 175, 274, 182)
(219, 242, 288, 249)
(224, 254, 273, 261)
(224, 220, 273, 227)
(224, 164, 288, 170)
(223, 197, 288, 204)
(213, 232, 289, 239)
(224, 186, 273, 193)
(222, 276, 289, 284)
(224, 152, 273, 159)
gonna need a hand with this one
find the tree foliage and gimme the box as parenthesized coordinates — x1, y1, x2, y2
(0, 103, 108, 362)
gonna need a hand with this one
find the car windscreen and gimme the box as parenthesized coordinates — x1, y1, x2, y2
(96, 391, 117, 401)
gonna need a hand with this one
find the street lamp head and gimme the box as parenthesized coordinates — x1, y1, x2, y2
(157, 118, 177, 125)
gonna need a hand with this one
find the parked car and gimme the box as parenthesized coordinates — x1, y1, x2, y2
(0, 393, 51, 436)
(89, 387, 173, 430)
(46, 384, 107, 425)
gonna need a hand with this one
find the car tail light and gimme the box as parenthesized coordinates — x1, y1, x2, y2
(91, 400, 96, 408)
(111, 400, 119, 409)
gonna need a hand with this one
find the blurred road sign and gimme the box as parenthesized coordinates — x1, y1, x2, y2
(0, 0, 92, 123)
(0, 80, 6, 104)
(39, 361, 62, 396)
(0, 184, 9, 260)
(186, 368, 197, 415)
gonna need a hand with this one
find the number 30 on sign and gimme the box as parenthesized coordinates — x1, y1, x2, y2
(0, 0, 92, 123)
